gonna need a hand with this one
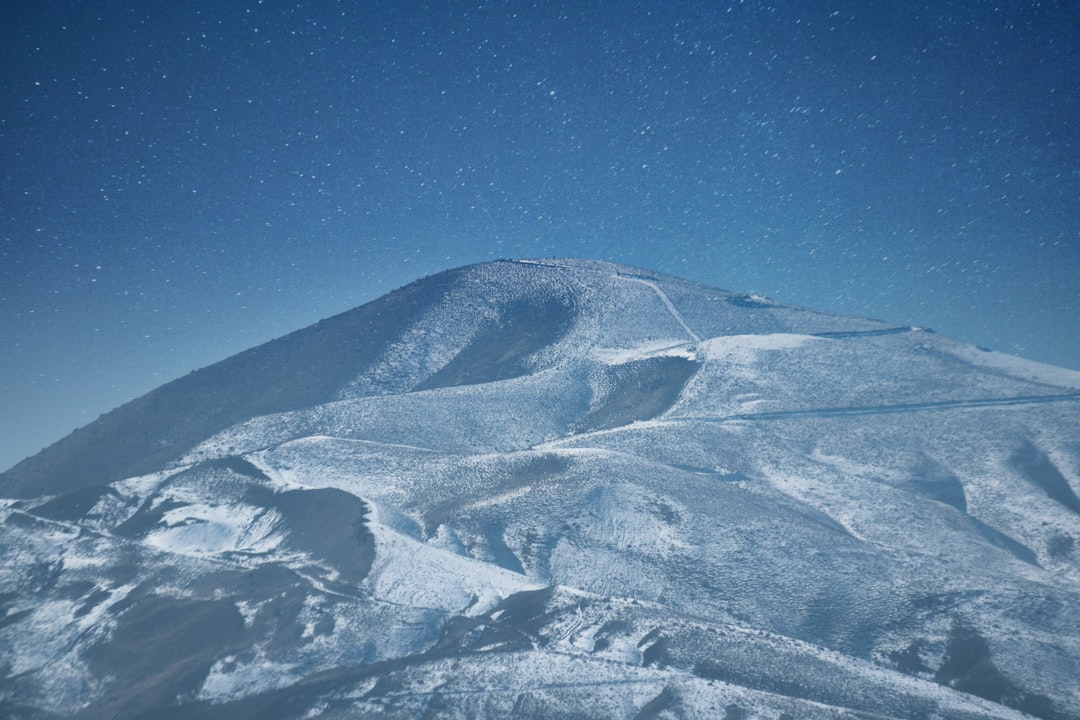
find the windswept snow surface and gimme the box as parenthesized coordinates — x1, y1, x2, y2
(2, 259, 1079, 720)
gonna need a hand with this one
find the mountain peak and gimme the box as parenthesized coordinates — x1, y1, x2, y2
(0, 258, 887, 497)
(3, 260, 1079, 719)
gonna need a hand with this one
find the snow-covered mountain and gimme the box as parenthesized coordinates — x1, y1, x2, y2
(3, 258, 1079, 720)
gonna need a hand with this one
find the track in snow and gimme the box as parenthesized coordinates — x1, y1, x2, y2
(670, 392, 1080, 424)
(615, 273, 701, 343)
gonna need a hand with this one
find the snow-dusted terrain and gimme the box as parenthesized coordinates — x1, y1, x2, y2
(2, 259, 1079, 719)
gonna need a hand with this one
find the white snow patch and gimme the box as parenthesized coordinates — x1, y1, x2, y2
(247, 451, 307, 492)
(8, 599, 85, 675)
(465, 589, 507, 618)
(428, 523, 468, 555)
(234, 599, 263, 628)
(363, 500, 539, 613)
(112, 466, 188, 499)
(145, 503, 282, 557)
(458, 484, 534, 512)
(593, 340, 697, 365)
(199, 655, 302, 702)
(52, 552, 109, 571)
(698, 333, 821, 360)
(949, 343, 1080, 389)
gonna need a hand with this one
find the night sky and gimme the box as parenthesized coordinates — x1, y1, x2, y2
(2, 1, 1078, 471)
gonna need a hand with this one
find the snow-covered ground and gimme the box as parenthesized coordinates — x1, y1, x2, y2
(2, 258, 1078, 720)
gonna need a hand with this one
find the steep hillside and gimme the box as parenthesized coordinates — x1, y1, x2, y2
(3, 259, 1079, 719)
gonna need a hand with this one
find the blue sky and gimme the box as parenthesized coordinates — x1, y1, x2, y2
(2, 0, 1078, 471)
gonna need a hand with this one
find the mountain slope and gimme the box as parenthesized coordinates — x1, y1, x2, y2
(2, 258, 1079, 720)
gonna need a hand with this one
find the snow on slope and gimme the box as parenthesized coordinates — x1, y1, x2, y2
(2, 259, 1079, 720)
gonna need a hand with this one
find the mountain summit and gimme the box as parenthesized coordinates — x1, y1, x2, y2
(3, 259, 1080, 719)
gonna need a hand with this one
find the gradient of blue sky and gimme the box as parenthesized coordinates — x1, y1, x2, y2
(2, 1, 1078, 471)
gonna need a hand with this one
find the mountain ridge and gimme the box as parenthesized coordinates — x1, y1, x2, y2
(0, 258, 907, 495)
(2, 258, 1079, 719)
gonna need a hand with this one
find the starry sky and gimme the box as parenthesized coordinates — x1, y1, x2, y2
(2, 1, 1078, 471)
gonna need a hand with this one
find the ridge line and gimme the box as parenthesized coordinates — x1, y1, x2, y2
(668, 392, 1080, 423)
